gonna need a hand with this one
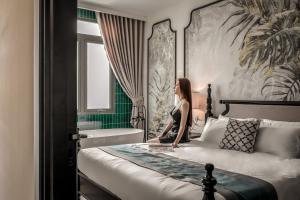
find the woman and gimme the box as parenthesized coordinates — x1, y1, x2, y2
(148, 78, 192, 148)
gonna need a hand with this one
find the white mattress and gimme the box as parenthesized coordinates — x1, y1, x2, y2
(78, 142, 300, 200)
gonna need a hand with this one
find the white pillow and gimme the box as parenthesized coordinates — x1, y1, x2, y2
(218, 115, 229, 121)
(255, 127, 300, 158)
(260, 119, 300, 128)
(218, 115, 257, 122)
(194, 117, 227, 148)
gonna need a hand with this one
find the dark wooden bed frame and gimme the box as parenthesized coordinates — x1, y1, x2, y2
(78, 84, 300, 200)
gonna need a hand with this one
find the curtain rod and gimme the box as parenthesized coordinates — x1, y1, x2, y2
(78, 2, 147, 21)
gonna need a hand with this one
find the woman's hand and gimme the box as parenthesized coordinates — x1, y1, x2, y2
(172, 141, 179, 148)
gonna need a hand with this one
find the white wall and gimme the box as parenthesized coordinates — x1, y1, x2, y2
(0, 0, 34, 200)
(143, 0, 215, 109)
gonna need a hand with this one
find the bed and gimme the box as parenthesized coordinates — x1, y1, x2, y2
(78, 87, 300, 200)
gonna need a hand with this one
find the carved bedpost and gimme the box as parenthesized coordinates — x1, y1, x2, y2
(205, 84, 213, 123)
(202, 163, 217, 200)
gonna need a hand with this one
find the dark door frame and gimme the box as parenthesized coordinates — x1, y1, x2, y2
(39, 0, 78, 199)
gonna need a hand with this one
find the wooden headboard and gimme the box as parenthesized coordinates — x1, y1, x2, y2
(219, 100, 300, 122)
(203, 84, 300, 122)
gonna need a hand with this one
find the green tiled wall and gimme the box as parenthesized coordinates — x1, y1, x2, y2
(77, 8, 133, 129)
(77, 8, 96, 21)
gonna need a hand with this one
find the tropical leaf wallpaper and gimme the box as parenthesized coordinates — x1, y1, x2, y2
(223, 0, 300, 101)
(148, 20, 176, 138)
(185, 0, 300, 112)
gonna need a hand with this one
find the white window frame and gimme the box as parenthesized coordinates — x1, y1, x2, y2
(77, 20, 115, 114)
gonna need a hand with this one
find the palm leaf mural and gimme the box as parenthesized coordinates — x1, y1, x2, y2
(148, 69, 172, 134)
(240, 9, 300, 72)
(262, 61, 300, 100)
(220, 0, 294, 47)
(221, 0, 300, 100)
(148, 20, 175, 138)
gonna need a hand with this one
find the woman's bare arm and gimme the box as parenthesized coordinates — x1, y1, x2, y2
(173, 100, 189, 147)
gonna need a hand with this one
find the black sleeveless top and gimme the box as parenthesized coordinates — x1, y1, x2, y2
(169, 102, 191, 142)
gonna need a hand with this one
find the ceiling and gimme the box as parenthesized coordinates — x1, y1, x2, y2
(78, 0, 183, 18)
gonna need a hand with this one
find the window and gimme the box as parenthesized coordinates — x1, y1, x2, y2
(77, 20, 114, 114)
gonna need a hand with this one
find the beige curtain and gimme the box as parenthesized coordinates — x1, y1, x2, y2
(96, 12, 145, 129)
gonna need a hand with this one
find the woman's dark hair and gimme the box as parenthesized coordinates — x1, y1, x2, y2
(178, 78, 192, 126)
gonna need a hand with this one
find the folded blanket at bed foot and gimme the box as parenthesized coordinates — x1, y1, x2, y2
(99, 144, 278, 200)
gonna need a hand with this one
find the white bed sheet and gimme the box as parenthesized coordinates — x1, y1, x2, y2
(78, 142, 300, 200)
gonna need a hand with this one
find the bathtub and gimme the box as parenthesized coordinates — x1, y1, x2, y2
(79, 128, 144, 149)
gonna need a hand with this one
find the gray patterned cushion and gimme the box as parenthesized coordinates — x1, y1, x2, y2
(219, 118, 260, 153)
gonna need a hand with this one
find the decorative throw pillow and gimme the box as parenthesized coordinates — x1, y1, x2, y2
(219, 118, 260, 153)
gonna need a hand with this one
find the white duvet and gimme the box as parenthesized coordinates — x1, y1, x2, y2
(78, 142, 300, 200)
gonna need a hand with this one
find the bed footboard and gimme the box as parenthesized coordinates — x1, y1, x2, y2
(202, 163, 217, 200)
